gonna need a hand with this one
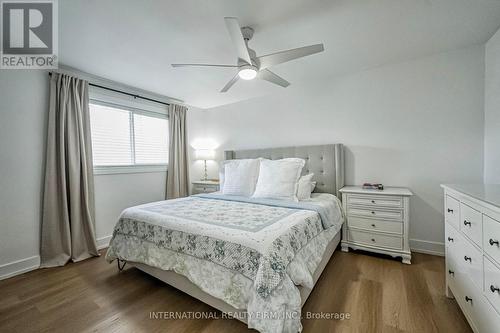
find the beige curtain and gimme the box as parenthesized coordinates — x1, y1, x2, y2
(40, 73, 99, 267)
(166, 104, 189, 199)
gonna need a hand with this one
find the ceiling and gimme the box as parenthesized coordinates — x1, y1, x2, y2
(59, 0, 500, 109)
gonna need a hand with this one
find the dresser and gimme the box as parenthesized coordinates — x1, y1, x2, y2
(442, 184, 500, 332)
(340, 186, 413, 264)
(192, 180, 220, 194)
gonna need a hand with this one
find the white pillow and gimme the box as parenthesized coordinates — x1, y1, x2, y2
(297, 173, 315, 200)
(252, 158, 305, 201)
(222, 159, 260, 196)
(218, 160, 229, 191)
(219, 158, 267, 192)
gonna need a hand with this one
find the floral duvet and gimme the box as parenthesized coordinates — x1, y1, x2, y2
(106, 192, 343, 333)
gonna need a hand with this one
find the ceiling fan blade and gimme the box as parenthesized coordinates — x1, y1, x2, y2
(172, 63, 237, 68)
(224, 17, 252, 65)
(257, 44, 324, 70)
(258, 69, 290, 88)
(220, 73, 240, 93)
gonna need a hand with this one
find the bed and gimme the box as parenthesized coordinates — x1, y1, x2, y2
(105, 144, 345, 333)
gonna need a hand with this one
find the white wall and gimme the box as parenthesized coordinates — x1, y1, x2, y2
(0, 71, 170, 279)
(484, 28, 500, 184)
(0, 71, 48, 278)
(189, 45, 486, 255)
(94, 172, 166, 247)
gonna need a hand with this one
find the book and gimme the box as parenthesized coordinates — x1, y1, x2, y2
(362, 183, 384, 190)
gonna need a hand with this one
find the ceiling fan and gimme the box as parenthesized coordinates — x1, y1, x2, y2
(171, 17, 325, 93)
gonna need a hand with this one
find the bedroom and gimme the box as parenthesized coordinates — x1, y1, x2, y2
(1, 0, 500, 332)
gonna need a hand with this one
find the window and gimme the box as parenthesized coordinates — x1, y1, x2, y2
(89, 101, 168, 174)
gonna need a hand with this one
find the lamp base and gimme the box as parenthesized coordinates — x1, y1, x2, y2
(203, 160, 208, 181)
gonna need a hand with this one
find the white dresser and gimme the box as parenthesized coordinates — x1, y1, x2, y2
(340, 186, 413, 264)
(442, 184, 500, 333)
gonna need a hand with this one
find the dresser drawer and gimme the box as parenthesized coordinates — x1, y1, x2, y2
(459, 238, 483, 291)
(445, 195, 460, 229)
(446, 253, 459, 287)
(460, 203, 482, 247)
(484, 257, 500, 315)
(347, 194, 402, 209)
(446, 222, 463, 252)
(459, 267, 500, 333)
(347, 207, 403, 221)
(347, 229, 402, 250)
(454, 272, 481, 332)
(348, 216, 402, 234)
(484, 215, 500, 265)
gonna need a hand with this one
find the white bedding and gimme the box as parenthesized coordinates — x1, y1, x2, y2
(106, 193, 343, 333)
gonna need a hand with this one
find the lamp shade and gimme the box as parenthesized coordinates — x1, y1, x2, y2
(195, 149, 215, 160)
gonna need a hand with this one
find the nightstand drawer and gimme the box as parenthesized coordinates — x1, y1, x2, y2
(347, 229, 403, 250)
(347, 194, 402, 209)
(348, 216, 402, 234)
(347, 207, 403, 221)
(192, 184, 219, 194)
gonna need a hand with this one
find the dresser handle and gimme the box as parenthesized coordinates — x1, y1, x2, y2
(464, 256, 472, 262)
(447, 237, 454, 242)
(448, 269, 454, 276)
(465, 296, 472, 304)
(463, 220, 471, 227)
(447, 208, 454, 213)
(489, 239, 499, 246)
(490, 285, 500, 293)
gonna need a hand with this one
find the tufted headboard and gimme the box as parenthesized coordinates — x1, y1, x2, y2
(224, 144, 345, 197)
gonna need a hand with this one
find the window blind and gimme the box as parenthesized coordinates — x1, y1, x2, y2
(89, 102, 168, 168)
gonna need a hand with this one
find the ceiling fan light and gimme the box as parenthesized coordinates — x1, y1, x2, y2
(238, 68, 257, 80)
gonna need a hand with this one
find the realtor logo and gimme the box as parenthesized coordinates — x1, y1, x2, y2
(1, 0, 58, 69)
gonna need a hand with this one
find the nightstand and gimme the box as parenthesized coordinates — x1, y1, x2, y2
(192, 180, 220, 194)
(339, 186, 413, 264)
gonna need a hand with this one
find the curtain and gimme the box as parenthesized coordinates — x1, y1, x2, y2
(166, 104, 189, 199)
(40, 73, 99, 267)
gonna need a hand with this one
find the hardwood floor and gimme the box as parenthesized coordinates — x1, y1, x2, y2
(0, 249, 471, 333)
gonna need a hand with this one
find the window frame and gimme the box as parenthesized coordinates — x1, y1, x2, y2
(89, 98, 169, 175)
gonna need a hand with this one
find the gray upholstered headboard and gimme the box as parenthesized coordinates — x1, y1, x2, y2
(224, 144, 345, 197)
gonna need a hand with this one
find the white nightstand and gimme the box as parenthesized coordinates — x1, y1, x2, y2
(340, 186, 413, 264)
(192, 180, 220, 194)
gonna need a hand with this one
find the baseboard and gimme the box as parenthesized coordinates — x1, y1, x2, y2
(410, 238, 445, 256)
(97, 235, 112, 250)
(0, 255, 40, 281)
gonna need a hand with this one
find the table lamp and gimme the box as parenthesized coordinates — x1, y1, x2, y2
(195, 149, 215, 181)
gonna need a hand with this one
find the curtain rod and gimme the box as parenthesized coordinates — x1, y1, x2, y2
(48, 72, 170, 107)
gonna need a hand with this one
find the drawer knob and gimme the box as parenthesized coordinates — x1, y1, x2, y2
(447, 208, 454, 213)
(465, 296, 473, 304)
(448, 269, 454, 276)
(371, 238, 376, 242)
(489, 239, 499, 246)
(371, 224, 376, 227)
(447, 237, 454, 242)
(463, 220, 471, 227)
(371, 200, 376, 204)
(464, 255, 472, 262)
(490, 285, 500, 293)
(371, 211, 375, 215)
